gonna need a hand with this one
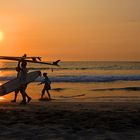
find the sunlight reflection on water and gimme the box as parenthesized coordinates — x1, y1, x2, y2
(0, 97, 5, 101)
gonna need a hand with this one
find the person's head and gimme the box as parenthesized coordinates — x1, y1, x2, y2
(43, 73, 47, 77)
(21, 61, 27, 68)
(23, 54, 27, 57)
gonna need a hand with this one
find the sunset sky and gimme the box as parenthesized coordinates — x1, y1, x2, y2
(0, 0, 140, 61)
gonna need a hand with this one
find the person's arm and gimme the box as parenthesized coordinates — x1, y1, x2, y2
(17, 60, 22, 71)
(17, 54, 27, 70)
(38, 79, 45, 85)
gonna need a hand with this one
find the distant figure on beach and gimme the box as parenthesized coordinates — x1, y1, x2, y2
(11, 58, 31, 104)
(39, 73, 51, 100)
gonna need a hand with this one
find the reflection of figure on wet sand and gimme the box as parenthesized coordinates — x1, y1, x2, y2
(38, 73, 51, 100)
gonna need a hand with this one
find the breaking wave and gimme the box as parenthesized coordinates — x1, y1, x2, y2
(1, 75, 140, 82)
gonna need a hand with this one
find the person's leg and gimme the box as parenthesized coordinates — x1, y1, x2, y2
(24, 85, 31, 103)
(11, 89, 19, 102)
(25, 94, 32, 103)
(20, 87, 26, 104)
(41, 88, 46, 99)
(47, 90, 51, 99)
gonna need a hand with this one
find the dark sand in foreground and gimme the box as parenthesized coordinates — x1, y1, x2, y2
(0, 101, 140, 140)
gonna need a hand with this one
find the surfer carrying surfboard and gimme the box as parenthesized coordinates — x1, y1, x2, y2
(15, 60, 31, 104)
(39, 73, 51, 100)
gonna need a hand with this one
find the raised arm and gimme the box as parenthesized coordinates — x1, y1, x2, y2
(16, 60, 22, 72)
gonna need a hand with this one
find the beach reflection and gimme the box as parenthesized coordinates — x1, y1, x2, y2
(0, 97, 5, 101)
(0, 61, 16, 77)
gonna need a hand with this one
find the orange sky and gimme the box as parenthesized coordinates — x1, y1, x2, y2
(0, 0, 140, 61)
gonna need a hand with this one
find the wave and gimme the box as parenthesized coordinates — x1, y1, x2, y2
(52, 88, 66, 92)
(92, 87, 140, 91)
(48, 75, 140, 82)
(0, 67, 53, 71)
(88, 96, 140, 99)
(0, 67, 93, 71)
(0, 66, 140, 71)
(1, 75, 140, 82)
(0, 67, 116, 71)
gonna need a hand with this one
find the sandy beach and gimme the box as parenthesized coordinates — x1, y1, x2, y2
(0, 101, 139, 140)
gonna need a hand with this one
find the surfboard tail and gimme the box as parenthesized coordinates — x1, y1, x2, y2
(53, 60, 61, 66)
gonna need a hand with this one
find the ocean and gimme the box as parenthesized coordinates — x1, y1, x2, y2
(0, 61, 140, 102)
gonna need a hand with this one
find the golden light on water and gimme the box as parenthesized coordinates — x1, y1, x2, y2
(0, 83, 5, 101)
(0, 31, 4, 42)
(0, 61, 4, 77)
(0, 97, 5, 100)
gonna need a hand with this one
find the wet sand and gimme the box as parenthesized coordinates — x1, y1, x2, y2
(0, 101, 140, 140)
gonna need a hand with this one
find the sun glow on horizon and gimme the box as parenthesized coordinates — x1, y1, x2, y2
(0, 31, 4, 42)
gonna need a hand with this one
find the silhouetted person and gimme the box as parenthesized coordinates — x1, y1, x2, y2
(11, 55, 31, 103)
(39, 73, 51, 100)
(17, 60, 31, 104)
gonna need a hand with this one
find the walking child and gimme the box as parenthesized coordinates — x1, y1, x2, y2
(39, 73, 51, 100)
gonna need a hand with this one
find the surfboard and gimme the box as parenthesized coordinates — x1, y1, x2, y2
(0, 56, 41, 60)
(0, 71, 41, 96)
(0, 56, 60, 66)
